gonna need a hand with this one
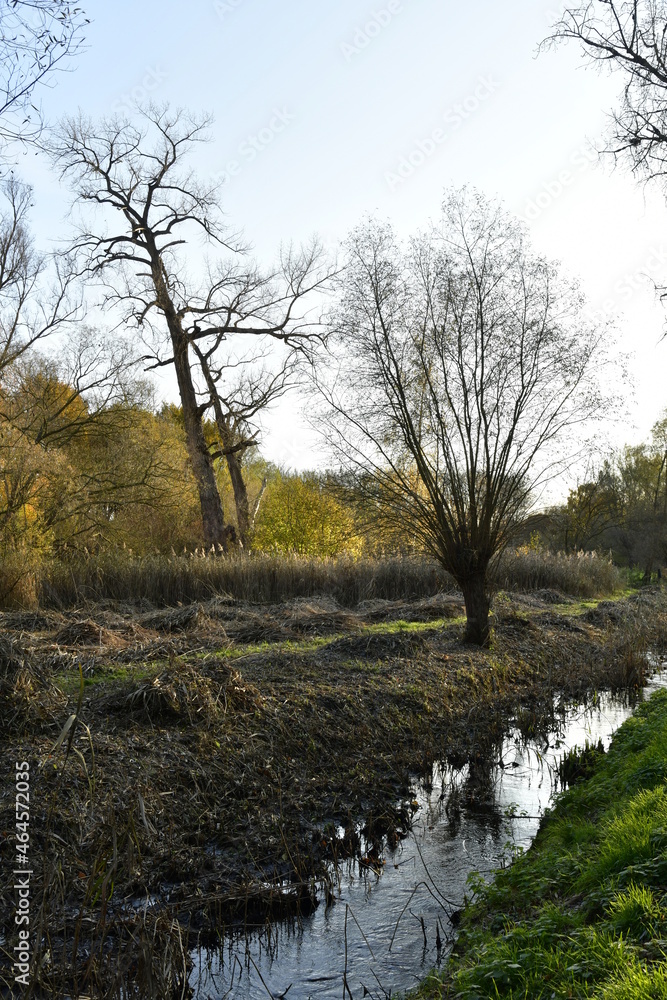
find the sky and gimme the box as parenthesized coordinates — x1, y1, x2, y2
(15, 0, 667, 483)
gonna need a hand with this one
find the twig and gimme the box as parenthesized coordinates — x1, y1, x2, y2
(342, 904, 354, 999)
(346, 904, 375, 959)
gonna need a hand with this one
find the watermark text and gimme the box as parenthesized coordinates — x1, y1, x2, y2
(14, 761, 31, 988)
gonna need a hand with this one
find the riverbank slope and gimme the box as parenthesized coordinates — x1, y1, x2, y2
(414, 684, 667, 999)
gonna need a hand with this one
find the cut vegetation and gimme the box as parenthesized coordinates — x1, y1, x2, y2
(1, 584, 666, 997)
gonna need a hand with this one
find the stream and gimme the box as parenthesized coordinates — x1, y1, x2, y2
(191, 669, 667, 1000)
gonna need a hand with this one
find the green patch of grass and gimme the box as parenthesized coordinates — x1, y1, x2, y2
(58, 662, 163, 695)
(550, 596, 613, 618)
(201, 618, 461, 662)
(412, 691, 667, 999)
(219, 634, 336, 659)
(364, 616, 462, 633)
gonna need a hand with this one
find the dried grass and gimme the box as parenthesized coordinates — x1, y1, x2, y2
(0, 634, 67, 732)
(322, 630, 432, 661)
(0, 665, 68, 732)
(494, 548, 621, 597)
(100, 658, 260, 724)
(30, 547, 624, 617)
(39, 551, 451, 608)
(55, 618, 128, 648)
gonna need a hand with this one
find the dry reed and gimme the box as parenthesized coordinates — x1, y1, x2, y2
(31, 547, 623, 612)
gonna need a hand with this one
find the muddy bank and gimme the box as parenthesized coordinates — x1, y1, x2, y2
(1, 587, 666, 996)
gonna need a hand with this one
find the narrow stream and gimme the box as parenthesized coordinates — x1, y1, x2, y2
(191, 670, 667, 1000)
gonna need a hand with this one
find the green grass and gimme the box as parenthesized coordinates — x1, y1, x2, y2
(220, 636, 333, 658)
(57, 662, 163, 694)
(195, 616, 463, 662)
(365, 616, 464, 632)
(413, 690, 667, 1000)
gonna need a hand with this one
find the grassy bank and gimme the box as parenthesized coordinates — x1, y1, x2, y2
(1, 586, 663, 997)
(414, 683, 667, 1000)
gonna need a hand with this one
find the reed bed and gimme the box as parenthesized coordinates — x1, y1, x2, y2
(32, 547, 623, 611)
(36, 551, 449, 608)
(492, 547, 621, 598)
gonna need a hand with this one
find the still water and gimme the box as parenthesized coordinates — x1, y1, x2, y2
(191, 671, 667, 1000)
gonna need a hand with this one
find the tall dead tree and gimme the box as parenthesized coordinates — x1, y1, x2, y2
(191, 339, 295, 547)
(50, 106, 330, 549)
(187, 244, 323, 546)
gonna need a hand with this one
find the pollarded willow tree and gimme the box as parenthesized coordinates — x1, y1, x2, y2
(314, 190, 608, 645)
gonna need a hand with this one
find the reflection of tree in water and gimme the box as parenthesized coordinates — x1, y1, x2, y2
(441, 743, 506, 837)
(441, 698, 585, 836)
(462, 754, 505, 833)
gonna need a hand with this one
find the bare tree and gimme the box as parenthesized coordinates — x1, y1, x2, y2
(546, 1, 667, 178)
(192, 339, 296, 547)
(313, 190, 607, 645)
(187, 242, 323, 546)
(0, 0, 88, 154)
(49, 106, 331, 549)
(0, 326, 139, 446)
(0, 176, 78, 377)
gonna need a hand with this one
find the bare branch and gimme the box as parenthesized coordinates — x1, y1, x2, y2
(0, 0, 88, 157)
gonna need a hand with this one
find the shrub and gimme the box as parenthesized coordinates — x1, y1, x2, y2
(252, 472, 362, 556)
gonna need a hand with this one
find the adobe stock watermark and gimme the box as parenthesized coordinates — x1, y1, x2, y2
(384, 75, 501, 191)
(214, 0, 245, 19)
(211, 108, 295, 186)
(519, 143, 599, 222)
(598, 246, 667, 315)
(14, 761, 31, 989)
(111, 66, 168, 116)
(543, 0, 570, 25)
(340, 1, 403, 62)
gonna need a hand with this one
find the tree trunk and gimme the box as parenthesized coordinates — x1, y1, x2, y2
(150, 256, 227, 550)
(460, 572, 491, 646)
(171, 331, 226, 549)
(251, 475, 268, 530)
(224, 445, 251, 546)
(191, 347, 251, 547)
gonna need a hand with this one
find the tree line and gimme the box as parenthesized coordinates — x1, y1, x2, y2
(2, 0, 667, 645)
(543, 412, 667, 579)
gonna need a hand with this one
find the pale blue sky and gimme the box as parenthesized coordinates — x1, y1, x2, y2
(16, 0, 667, 475)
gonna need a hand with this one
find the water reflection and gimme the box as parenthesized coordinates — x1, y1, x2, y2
(192, 672, 667, 1000)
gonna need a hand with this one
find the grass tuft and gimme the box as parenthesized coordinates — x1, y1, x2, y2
(493, 547, 621, 598)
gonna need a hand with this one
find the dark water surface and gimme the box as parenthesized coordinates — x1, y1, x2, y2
(191, 669, 667, 1000)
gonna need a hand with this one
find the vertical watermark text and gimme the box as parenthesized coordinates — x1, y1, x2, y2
(14, 760, 31, 988)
